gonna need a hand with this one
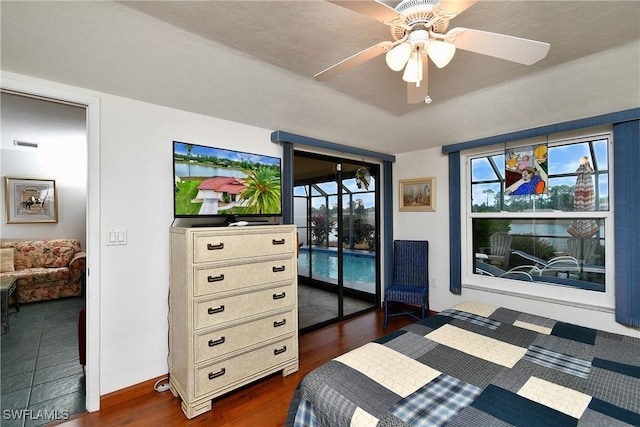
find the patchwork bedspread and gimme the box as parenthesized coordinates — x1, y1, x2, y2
(286, 302, 640, 427)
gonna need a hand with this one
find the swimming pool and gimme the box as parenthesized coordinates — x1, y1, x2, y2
(297, 247, 376, 291)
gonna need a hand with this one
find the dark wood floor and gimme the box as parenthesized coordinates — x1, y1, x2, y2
(58, 309, 414, 427)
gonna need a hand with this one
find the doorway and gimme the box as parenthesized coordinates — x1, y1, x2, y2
(0, 90, 88, 418)
(294, 151, 380, 333)
(0, 78, 101, 413)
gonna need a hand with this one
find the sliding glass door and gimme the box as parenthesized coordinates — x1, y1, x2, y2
(294, 152, 379, 333)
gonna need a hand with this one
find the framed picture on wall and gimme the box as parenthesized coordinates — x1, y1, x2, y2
(4, 177, 58, 223)
(399, 177, 436, 212)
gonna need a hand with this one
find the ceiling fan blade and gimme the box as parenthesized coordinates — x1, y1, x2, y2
(436, 0, 478, 17)
(327, 0, 401, 23)
(407, 56, 429, 104)
(451, 27, 550, 65)
(315, 41, 392, 81)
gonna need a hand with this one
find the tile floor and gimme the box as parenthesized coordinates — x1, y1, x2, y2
(1, 296, 85, 427)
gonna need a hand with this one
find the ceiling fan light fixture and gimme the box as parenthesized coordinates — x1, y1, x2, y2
(316, 0, 550, 104)
(427, 39, 456, 68)
(385, 42, 412, 71)
(402, 51, 423, 84)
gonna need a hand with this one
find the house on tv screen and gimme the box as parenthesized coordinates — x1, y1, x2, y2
(194, 176, 248, 214)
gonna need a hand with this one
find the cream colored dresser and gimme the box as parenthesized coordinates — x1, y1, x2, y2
(169, 224, 298, 419)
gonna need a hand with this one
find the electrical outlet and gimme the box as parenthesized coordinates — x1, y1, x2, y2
(431, 277, 437, 288)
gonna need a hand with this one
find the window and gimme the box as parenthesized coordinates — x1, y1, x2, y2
(465, 133, 612, 295)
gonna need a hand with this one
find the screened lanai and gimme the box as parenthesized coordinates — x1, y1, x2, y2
(293, 152, 380, 333)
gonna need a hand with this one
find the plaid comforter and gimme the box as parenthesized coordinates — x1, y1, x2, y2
(286, 302, 640, 427)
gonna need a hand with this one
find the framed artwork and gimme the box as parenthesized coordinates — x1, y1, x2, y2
(399, 177, 435, 212)
(4, 177, 58, 223)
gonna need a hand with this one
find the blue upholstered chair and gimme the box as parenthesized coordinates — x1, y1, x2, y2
(383, 240, 429, 330)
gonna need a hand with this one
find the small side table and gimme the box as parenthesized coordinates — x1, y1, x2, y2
(1, 276, 19, 334)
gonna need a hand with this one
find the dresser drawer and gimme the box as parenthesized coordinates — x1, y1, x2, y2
(195, 336, 296, 398)
(194, 284, 294, 330)
(194, 310, 295, 363)
(193, 230, 293, 263)
(194, 257, 295, 297)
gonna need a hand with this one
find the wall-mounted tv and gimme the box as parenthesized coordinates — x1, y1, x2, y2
(173, 141, 282, 220)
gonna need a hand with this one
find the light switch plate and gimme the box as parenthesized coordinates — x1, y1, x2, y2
(107, 228, 127, 246)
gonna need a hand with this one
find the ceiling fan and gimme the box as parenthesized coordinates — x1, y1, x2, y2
(315, 0, 550, 104)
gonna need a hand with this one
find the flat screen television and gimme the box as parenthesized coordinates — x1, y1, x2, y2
(173, 141, 282, 222)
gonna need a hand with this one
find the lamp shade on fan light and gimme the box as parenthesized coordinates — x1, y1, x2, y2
(402, 51, 423, 84)
(427, 40, 456, 68)
(386, 42, 412, 71)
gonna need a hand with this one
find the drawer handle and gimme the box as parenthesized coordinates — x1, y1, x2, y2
(207, 274, 225, 283)
(272, 292, 286, 300)
(207, 243, 224, 250)
(274, 346, 287, 356)
(272, 266, 286, 273)
(273, 319, 287, 328)
(208, 337, 226, 347)
(208, 368, 226, 380)
(208, 305, 225, 315)
(272, 239, 285, 245)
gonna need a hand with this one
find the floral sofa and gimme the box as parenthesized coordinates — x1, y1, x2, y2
(0, 239, 86, 303)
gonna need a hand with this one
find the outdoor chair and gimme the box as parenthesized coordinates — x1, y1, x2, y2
(566, 237, 605, 276)
(383, 240, 429, 330)
(567, 237, 597, 264)
(475, 259, 603, 291)
(511, 250, 580, 277)
(475, 259, 536, 281)
(489, 232, 512, 269)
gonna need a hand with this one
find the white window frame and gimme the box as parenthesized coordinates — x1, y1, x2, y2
(460, 129, 615, 311)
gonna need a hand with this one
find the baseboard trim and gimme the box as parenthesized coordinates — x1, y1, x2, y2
(100, 374, 169, 410)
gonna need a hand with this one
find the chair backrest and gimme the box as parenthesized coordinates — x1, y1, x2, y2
(567, 237, 580, 259)
(393, 240, 429, 287)
(489, 232, 512, 269)
(567, 237, 598, 264)
(582, 238, 598, 264)
(490, 232, 512, 257)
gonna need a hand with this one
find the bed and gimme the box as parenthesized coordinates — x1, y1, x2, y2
(286, 301, 640, 427)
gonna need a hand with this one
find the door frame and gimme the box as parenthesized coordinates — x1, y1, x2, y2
(1, 72, 102, 412)
(293, 150, 381, 331)
(274, 132, 395, 312)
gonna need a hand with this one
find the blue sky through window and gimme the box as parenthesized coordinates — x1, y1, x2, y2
(471, 139, 609, 207)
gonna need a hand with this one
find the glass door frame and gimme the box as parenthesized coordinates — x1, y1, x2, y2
(293, 150, 380, 333)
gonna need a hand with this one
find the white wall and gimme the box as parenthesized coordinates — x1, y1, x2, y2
(393, 147, 640, 338)
(393, 148, 460, 307)
(0, 96, 87, 247)
(97, 94, 279, 394)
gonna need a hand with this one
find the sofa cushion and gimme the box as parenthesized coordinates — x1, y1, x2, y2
(1, 248, 14, 272)
(8, 242, 41, 270)
(42, 246, 75, 268)
(3, 239, 80, 270)
(2, 267, 70, 285)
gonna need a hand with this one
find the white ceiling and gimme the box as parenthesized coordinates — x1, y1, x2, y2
(1, 1, 639, 155)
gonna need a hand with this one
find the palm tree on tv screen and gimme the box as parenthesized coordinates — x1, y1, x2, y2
(239, 166, 281, 214)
